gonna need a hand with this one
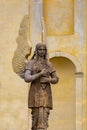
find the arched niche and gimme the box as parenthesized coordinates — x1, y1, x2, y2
(49, 52, 84, 130)
(49, 51, 81, 72)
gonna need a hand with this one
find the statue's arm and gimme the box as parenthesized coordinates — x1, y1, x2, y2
(24, 69, 46, 83)
(40, 71, 59, 84)
(50, 72, 59, 84)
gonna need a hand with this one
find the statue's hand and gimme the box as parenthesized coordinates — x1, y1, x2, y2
(40, 77, 50, 83)
(40, 69, 47, 76)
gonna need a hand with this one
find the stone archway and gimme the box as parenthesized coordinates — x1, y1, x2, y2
(49, 52, 84, 130)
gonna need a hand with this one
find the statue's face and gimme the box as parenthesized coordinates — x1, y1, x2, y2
(37, 46, 46, 57)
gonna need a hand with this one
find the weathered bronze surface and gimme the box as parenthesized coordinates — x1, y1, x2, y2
(24, 43, 59, 130)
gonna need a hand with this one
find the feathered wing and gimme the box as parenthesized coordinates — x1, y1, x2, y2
(12, 15, 32, 78)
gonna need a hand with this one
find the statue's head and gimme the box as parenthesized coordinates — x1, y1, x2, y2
(32, 43, 48, 60)
(35, 43, 47, 50)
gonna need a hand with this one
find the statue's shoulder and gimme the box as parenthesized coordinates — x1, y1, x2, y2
(47, 61, 56, 73)
(47, 61, 53, 67)
(27, 59, 35, 64)
(26, 59, 35, 70)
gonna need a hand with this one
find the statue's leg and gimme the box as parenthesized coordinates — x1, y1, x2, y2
(37, 107, 50, 130)
(31, 108, 39, 130)
(43, 108, 50, 129)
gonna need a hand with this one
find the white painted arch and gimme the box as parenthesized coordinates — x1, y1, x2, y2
(49, 51, 82, 72)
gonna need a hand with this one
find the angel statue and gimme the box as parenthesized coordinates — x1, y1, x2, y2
(12, 15, 59, 130)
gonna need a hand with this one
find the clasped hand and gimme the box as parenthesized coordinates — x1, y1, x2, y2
(40, 68, 47, 75)
(40, 69, 50, 83)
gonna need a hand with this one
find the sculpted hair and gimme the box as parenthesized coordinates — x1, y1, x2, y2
(31, 43, 48, 60)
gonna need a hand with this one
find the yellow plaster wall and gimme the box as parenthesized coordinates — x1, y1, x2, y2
(43, 0, 74, 35)
(0, 1, 30, 130)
